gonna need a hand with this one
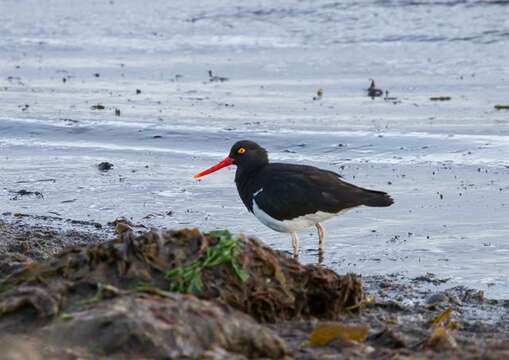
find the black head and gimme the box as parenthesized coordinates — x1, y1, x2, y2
(228, 140, 268, 168)
(193, 140, 269, 179)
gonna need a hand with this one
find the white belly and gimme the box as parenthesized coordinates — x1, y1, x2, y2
(252, 200, 336, 233)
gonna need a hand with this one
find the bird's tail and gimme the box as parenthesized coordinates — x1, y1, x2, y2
(362, 190, 394, 207)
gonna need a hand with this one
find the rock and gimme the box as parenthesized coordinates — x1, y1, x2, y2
(9, 190, 44, 200)
(412, 272, 450, 285)
(45, 292, 288, 359)
(445, 286, 484, 304)
(97, 162, 113, 171)
(0, 337, 42, 360)
(426, 293, 451, 308)
(430, 96, 451, 101)
(0, 285, 63, 319)
(369, 328, 406, 349)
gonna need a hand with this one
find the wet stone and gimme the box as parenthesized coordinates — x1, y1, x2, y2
(45, 292, 289, 359)
(369, 328, 407, 349)
(97, 162, 114, 171)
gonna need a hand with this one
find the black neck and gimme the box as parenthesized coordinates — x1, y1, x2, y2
(235, 162, 267, 212)
(235, 161, 265, 185)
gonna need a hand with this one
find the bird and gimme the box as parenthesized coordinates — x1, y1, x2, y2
(208, 70, 228, 82)
(193, 140, 393, 258)
(367, 79, 383, 98)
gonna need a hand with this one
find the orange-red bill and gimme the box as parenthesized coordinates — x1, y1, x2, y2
(193, 157, 234, 179)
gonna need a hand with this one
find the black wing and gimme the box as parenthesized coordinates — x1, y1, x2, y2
(253, 163, 393, 221)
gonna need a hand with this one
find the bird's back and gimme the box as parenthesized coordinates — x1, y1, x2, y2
(240, 163, 393, 221)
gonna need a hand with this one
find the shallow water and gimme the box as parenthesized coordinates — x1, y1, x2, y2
(1, 0, 508, 296)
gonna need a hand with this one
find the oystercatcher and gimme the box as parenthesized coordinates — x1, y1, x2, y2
(194, 141, 393, 257)
(367, 79, 383, 98)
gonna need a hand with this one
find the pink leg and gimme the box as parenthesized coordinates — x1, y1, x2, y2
(290, 232, 300, 258)
(316, 223, 325, 263)
(316, 223, 325, 252)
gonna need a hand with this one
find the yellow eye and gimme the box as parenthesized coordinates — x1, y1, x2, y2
(237, 147, 246, 154)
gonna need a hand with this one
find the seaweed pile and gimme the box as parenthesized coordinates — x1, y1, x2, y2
(0, 225, 361, 359)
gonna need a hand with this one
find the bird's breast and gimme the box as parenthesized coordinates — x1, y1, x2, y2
(252, 198, 336, 233)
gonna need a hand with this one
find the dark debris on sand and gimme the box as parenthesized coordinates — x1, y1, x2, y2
(97, 161, 114, 171)
(9, 189, 44, 200)
(0, 220, 508, 359)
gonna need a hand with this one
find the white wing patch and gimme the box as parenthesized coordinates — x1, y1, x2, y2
(253, 188, 263, 197)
